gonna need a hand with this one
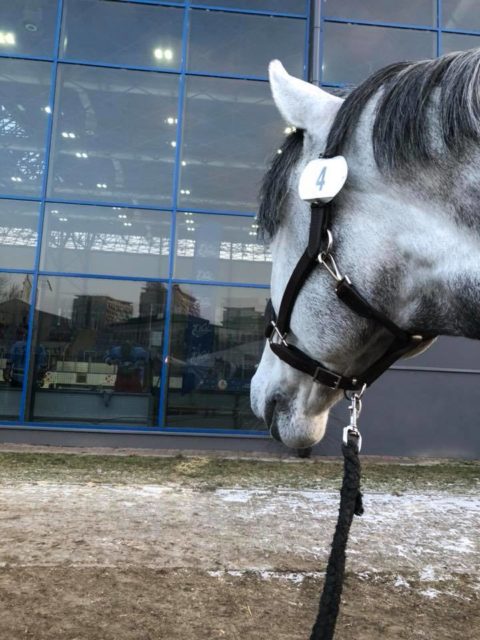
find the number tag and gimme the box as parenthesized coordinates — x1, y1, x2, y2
(298, 156, 348, 203)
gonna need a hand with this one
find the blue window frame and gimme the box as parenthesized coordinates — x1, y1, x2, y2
(0, 0, 307, 436)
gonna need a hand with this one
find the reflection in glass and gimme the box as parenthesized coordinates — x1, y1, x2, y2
(194, 0, 307, 13)
(443, 0, 480, 31)
(174, 212, 271, 284)
(166, 284, 268, 430)
(41, 204, 171, 278)
(61, 0, 183, 70)
(47, 64, 179, 205)
(0, 273, 33, 419)
(188, 10, 305, 78)
(0, 0, 58, 57)
(30, 277, 166, 425)
(180, 76, 282, 211)
(322, 22, 436, 84)
(442, 33, 480, 55)
(323, 0, 436, 26)
(0, 199, 39, 270)
(0, 59, 52, 197)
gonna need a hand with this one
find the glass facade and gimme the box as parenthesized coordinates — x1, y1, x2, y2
(1, 0, 480, 437)
(0, 0, 306, 433)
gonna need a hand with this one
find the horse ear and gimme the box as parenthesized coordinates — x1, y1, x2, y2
(269, 60, 343, 138)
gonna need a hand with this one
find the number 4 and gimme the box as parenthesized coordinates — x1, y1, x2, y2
(316, 167, 327, 190)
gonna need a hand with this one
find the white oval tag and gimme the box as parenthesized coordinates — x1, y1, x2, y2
(298, 156, 348, 203)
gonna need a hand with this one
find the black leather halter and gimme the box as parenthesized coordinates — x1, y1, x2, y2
(265, 198, 428, 392)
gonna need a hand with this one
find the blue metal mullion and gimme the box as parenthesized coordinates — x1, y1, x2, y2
(0, 53, 53, 63)
(319, 0, 325, 87)
(0, 268, 35, 276)
(323, 17, 438, 32)
(157, 2, 190, 429)
(19, 0, 65, 424)
(189, 5, 307, 19)
(186, 69, 268, 82)
(60, 58, 182, 76)
(441, 27, 480, 36)
(46, 197, 172, 212)
(181, 207, 256, 217)
(172, 279, 270, 289)
(303, 3, 310, 81)
(437, 0, 442, 56)
(0, 194, 42, 202)
(37, 270, 170, 283)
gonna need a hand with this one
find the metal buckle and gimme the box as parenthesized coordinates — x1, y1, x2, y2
(313, 366, 342, 389)
(269, 321, 288, 347)
(343, 391, 364, 452)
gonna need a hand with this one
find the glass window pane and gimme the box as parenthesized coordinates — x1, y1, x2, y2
(30, 277, 166, 425)
(0, 59, 51, 197)
(41, 204, 171, 278)
(442, 32, 480, 55)
(0, 0, 58, 57)
(0, 199, 39, 269)
(322, 23, 436, 85)
(166, 284, 267, 430)
(0, 272, 33, 420)
(61, 0, 183, 70)
(443, 0, 480, 31)
(323, 0, 436, 26)
(188, 10, 305, 77)
(47, 64, 179, 206)
(174, 213, 271, 283)
(180, 76, 283, 212)
(193, 0, 307, 13)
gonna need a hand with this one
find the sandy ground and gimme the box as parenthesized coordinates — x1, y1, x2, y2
(0, 453, 479, 639)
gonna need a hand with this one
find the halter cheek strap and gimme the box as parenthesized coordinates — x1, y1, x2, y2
(264, 200, 429, 392)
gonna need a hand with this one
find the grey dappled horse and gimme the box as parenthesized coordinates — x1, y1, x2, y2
(251, 50, 480, 449)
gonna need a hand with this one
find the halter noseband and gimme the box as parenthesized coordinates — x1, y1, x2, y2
(264, 168, 428, 393)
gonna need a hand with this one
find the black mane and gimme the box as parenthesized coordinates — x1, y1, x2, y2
(258, 48, 480, 238)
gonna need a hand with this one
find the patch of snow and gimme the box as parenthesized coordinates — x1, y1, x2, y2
(420, 588, 441, 599)
(394, 575, 410, 588)
(420, 566, 436, 582)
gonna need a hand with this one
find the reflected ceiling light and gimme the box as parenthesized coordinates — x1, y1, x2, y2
(165, 116, 177, 125)
(249, 231, 256, 236)
(59, 217, 68, 222)
(180, 189, 191, 195)
(123, 222, 132, 227)
(96, 183, 107, 189)
(154, 47, 174, 61)
(183, 212, 193, 217)
(10, 176, 22, 182)
(0, 32, 16, 46)
(170, 140, 177, 148)
(118, 214, 127, 219)
(51, 209, 59, 214)
(187, 226, 195, 232)
(112, 207, 121, 210)
(44, 106, 52, 114)
(284, 126, 296, 135)
(75, 152, 88, 158)
(181, 160, 187, 167)
(61, 131, 76, 139)
(277, 149, 282, 154)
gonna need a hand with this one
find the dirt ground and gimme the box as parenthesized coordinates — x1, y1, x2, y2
(0, 448, 479, 640)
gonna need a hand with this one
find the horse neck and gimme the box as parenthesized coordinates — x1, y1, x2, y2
(362, 192, 480, 340)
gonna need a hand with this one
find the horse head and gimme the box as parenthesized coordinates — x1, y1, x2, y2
(251, 50, 480, 449)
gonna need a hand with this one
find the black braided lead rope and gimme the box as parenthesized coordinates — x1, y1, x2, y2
(309, 434, 364, 640)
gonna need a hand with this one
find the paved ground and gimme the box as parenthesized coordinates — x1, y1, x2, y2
(0, 450, 478, 639)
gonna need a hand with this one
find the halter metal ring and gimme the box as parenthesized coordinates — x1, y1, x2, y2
(269, 321, 288, 347)
(318, 251, 342, 282)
